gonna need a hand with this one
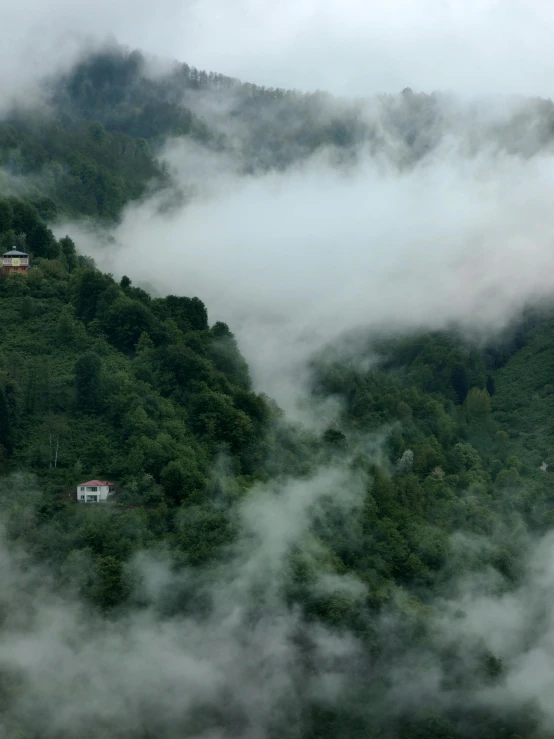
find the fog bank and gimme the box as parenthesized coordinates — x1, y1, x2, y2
(66, 140, 554, 415)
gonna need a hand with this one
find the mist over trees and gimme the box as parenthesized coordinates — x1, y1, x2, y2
(2, 40, 554, 739)
(3, 43, 554, 226)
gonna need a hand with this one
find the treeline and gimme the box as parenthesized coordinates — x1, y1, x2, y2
(51, 47, 379, 169)
(52, 45, 554, 173)
(4, 44, 554, 227)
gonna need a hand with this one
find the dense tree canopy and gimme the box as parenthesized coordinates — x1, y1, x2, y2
(2, 43, 554, 739)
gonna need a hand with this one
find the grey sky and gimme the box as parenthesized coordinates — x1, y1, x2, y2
(2, 0, 554, 97)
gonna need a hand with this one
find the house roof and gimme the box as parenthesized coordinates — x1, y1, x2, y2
(78, 480, 115, 487)
(3, 249, 28, 257)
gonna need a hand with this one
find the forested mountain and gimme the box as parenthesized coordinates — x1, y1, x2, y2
(4, 44, 554, 225)
(1, 42, 554, 739)
(50, 45, 554, 168)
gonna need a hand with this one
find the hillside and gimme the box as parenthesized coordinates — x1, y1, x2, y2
(1, 201, 554, 736)
(4, 44, 554, 226)
(2, 44, 554, 739)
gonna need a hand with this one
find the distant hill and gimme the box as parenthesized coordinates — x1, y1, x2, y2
(3, 43, 554, 225)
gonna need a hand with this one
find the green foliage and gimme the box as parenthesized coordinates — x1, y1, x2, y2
(465, 387, 492, 416)
(0, 220, 271, 513)
(162, 295, 209, 332)
(3, 46, 554, 739)
(70, 267, 113, 323)
(74, 351, 103, 413)
(0, 381, 13, 454)
(0, 114, 167, 222)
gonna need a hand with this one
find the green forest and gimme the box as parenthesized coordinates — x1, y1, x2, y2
(1, 44, 554, 739)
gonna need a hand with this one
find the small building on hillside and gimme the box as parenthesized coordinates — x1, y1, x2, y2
(76, 480, 116, 503)
(1, 249, 30, 275)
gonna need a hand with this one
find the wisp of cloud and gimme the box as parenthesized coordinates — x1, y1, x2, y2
(0, 466, 367, 738)
(65, 133, 554, 416)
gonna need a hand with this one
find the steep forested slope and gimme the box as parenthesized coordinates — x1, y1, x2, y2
(2, 43, 554, 739)
(0, 203, 277, 483)
(1, 194, 553, 736)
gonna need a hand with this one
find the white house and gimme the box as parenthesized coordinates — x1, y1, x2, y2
(76, 480, 116, 503)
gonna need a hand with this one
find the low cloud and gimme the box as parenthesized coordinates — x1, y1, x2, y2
(65, 133, 554, 414)
(3, 0, 554, 100)
(0, 466, 367, 738)
(3, 469, 554, 736)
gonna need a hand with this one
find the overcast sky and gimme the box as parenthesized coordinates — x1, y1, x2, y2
(2, 0, 554, 98)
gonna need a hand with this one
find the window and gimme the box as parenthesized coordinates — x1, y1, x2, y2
(80, 496, 85, 500)
(86, 495, 98, 502)
(87, 486, 98, 492)
(80, 487, 85, 491)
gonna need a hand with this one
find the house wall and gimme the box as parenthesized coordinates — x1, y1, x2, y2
(76, 485, 111, 503)
(1, 266, 29, 275)
(1, 257, 29, 276)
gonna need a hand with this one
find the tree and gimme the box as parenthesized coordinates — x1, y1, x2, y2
(74, 352, 103, 413)
(10, 199, 39, 235)
(71, 268, 112, 323)
(24, 358, 51, 414)
(451, 363, 469, 404)
(119, 474, 164, 507)
(91, 555, 131, 610)
(397, 449, 414, 473)
(101, 296, 153, 351)
(494, 430, 509, 450)
(449, 442, 482, 472)
(160, 459, 207, 503)
(208, 331, 251, 389)
(41, 413, 69, 468)
(20, 296, 34, 320)
(27, 222, 58, 258)
(465, 387, 491, 417)
(59, 235, 78, 271)
(14, 232, 27, 250)
(160, 460, 188, 500)
(0, 199, 13, 232)
(322, 427, 347, 447)
(56, 305, 77, 344)
(89, 121, 106, 142)
(0, 382, 13, 453)
(164, 295, 208, 331)
(33, 196, 58, 222)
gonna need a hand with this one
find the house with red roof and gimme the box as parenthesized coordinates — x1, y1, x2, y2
(76, 480, 116, 503)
